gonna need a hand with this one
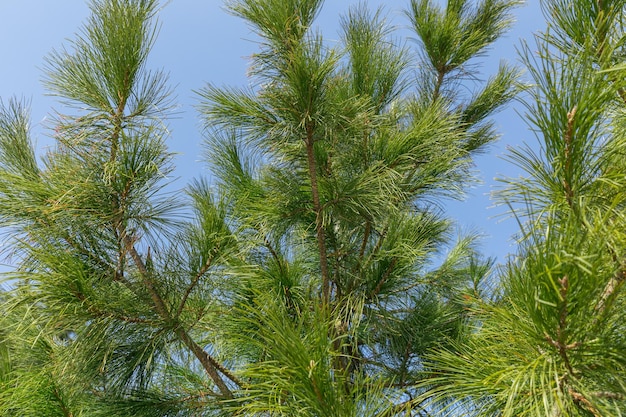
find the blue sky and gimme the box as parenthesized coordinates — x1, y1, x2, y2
(0, 0, 545, 266)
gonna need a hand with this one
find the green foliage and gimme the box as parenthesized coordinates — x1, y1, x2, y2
(0, 0, 522, 416)
(418, 1, 626, 415)
(409, 0, 521, 72)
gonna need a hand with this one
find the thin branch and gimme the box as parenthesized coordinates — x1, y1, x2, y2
(569, 388, 602, 417)
(172, 324, 243, 395)
(308, 368, 328, 410)
(593, 391, 624, 400)
(562, 106, 576, 209)
(164, 390, 222, 406)
(399, 340, 412, 387)
(380, 394, 432, 417)
(544, 275, 577, 376)
(73, 290, 158, 325)
(175, 252, 215, 319)
(264, 236, 284, 277)
(365, 224, 389, 267)
(370, 258, 398, 299)
(305, 123, 331, 305)
(124, 238, 170, 317)
(358, 220, 371, 263)
(51, 385, 74, 417)
(594, 267, 626, 314)
(109, 70, 130, 164)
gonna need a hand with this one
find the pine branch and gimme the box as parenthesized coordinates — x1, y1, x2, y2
(264, 236, 284, 277)
(305, 123, 331, 306)
(569, 388, 602, 417)
(365, 224, 388, 266)
(90, 14, 241, 399)
(543, 275, 579, 377)
(175, 252, 215, 319)
(124, 237, 239, 398)
(433, 68, 446, 101)
(51, 384, 74, 417)
(593, 391, 624, 400)
(358, 220, 371, 263)
(109, 69, 129, 164)
(370, 258, 397, 299)
(308, 366, 328, 410)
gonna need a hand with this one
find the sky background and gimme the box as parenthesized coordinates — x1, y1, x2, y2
(0, 0, 545, 268)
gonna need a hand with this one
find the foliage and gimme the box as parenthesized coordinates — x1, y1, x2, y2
(418, 1, 626, 415)
(0, 0, 522, 416)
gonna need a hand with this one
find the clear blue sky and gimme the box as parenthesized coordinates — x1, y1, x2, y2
(0, 0, 544, 266)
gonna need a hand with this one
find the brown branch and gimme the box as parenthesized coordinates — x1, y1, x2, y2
(359, 220, 371, 262)
(569, 388, 602, 417)
(545, 276, 579, 377)
(380, 395, 431, 417)
(173, 323, 243, 390)
(593, 391, 625, 400)
(399, 340, 412, 386)
(595, 267, 626, 314)
(365, 224, 388, 266)
(73, 289, 158, 325)
(370, 258, 398, 299)
(173, 326, 235, 397)
(124, 238, 170, 317)
(109, 70, 130, 164)
(305, 123, 331, 305)
(616, 87, 626, 105)
(175, 252, 215, 319)
(264, 236, 284, 276)
(433, 68, 446, 101)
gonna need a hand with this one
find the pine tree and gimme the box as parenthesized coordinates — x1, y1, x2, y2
(418, 1, 626, 415)
(0, 0, 521, 415)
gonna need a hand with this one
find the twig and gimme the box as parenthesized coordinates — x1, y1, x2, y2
(595, 267, 626, 314)
(175, 252, 215, 318)
(562, 106, 576, 208)
(370, 258, 398, 299)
